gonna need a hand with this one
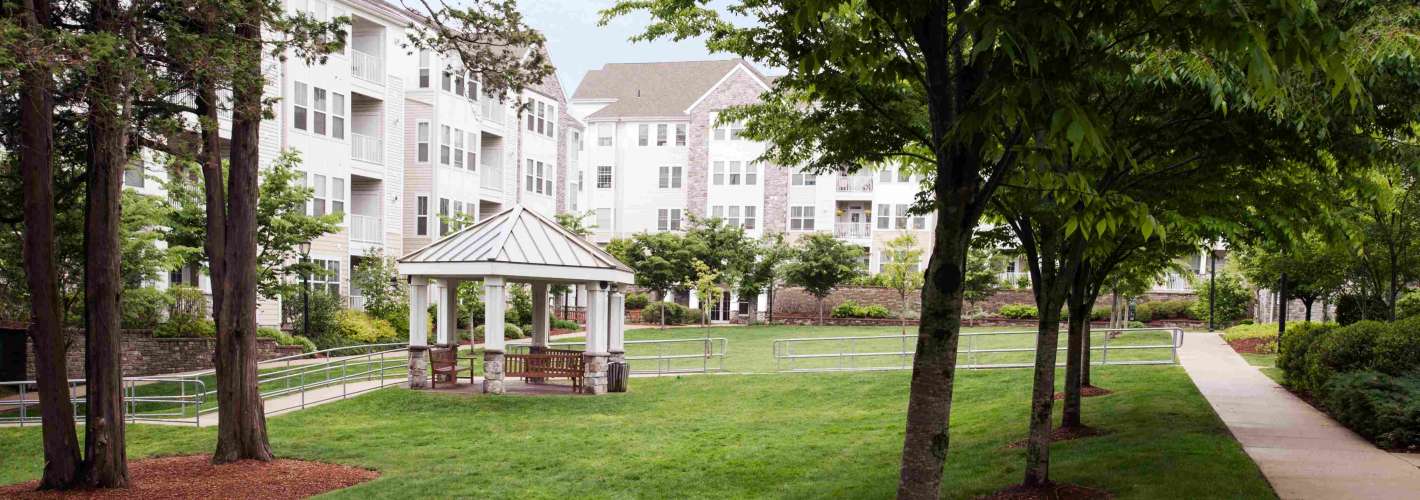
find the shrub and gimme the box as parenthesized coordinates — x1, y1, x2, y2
(863, 304, 891, 318)
(684, 308, 704, 325)
(1278, 322, 1336, 390)
(831, 300, 860, 318)
(257, 327, 317, 353)
(473, 323, 524, 342)
(1188, 272, 1249, 324)
(1306, 321, 1387, 396)
(624, 292, 650, 310)
(1398, 290, 1420, 320)
(155, 286, 214, 338)
(1372, 317, 1420, 376)
(121, 287, 170, 330)
(832, 301, 893, 319)
(1090, 307, 1111, 321)
(552, 319, 580, 330)
(1133, 302, 1154, 322)
(1322, 370, 1420, 450)
(1336, 293, 1390, 325)
(285, 289, 342, 338)
(1126, 320, 1146, 329)
(1223, 323, 1281, 354)
(1137, 299, 1196, 322)
(643, 301, 691, 325)
(998, 304, 1038, 319)
(333, 310, 399, 345)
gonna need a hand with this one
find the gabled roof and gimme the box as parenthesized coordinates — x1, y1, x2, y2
(399, 206, 633, 280)
(572, 59, 767, 120)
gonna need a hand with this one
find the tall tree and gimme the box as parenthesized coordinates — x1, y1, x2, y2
(880, 233, 924, 334)
(728, 232, 792, 325)
(4, 0, 82, 486)
(783, 233, 861, 325)
(608, 232, 691, 328)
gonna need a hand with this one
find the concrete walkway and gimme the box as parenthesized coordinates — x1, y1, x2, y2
(1179, 332, 1420, 499)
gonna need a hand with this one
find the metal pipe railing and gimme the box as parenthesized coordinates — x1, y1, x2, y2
(772, 328, 1183, 372)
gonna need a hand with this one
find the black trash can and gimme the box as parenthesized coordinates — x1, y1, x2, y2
(608, 362, 629, 392)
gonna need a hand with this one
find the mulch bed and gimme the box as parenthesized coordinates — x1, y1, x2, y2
(978, 482, 1113, 499)
(0, 455, 378, 499)
(1053, 386, 1114, 400)
(1227, 337, 1274, 355)
(1006, 425, 1112, 449)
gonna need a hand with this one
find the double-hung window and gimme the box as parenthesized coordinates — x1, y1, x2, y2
(675, 124, 687, 146)
(744, 162, 758, 185)
(465, 131, 477, 169)
(657, 208, 682, 231)
(712, 161, 725, 185)
(416, 122, 430, 163)
(439, 198, 450, 235)
(876, 203, 891, 229)
(330, 93, 345, 139)
(597, 123, 613, 146)
(742, 206, 757, 230)
(595, 208, 611, 229)
(894, 204, 909, 229)
(306, 258, 340, 295)
(418, 50, 430, 88)
(789, 206, 815, 230)
(293, 82, 309, 131)
(441, 70, 452, 92)
(330, 177, 344, 215)
(656, 124, 668, 146)
(453, 129, 465, 169)
(791, 172, 815, 186)
(596, 165, 612, 189)
(638, 124, 649, 146)
(440, 125, 451, 165)
(525, 160, 552, 195)
(312, 88, 328, 135)
(416, 196, 428, 236)
(312, 174, 328, 216)
(658, 166, 682, 189)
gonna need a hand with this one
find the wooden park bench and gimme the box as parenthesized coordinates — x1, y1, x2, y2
(429, 347, 468, 389)
(506, 348, 584, 392)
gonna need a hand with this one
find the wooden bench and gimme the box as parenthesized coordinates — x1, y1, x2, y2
(429, 347, 468, 389)
(506, 348, 584, 392)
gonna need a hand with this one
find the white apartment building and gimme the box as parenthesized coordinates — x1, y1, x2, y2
(570, 59, 934, 319)
(123, 0, 584, 327)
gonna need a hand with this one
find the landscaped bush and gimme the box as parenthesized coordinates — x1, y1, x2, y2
(332, 309, 400, 345)
(257, 327, 317, 353)
(1321, 370, 1420, 450)
(643, 301, 689, 325)
(998, 304, 1038, 319)
(1371, 317, 1420, 376)
(1187, 272, 1249, 324)
(830, 301, 891, 319)
(473, 323, 525, 341)
(1136, 299, 1197, 322)
(121, 287, 170, 330)
(624, 292, 650, 310)
(1223, 322, 1281, 354)
(154, 286, 215, 338)
(1091, 306, 1111, 321)
(551, 318, 580, 330)
(1336, 293, 1390, 325)
(1398, 290, 1420, 320)
(1306, 320, 1388, 395)
(286, 289, 342, 338)
(1278, 322, 1337, 390)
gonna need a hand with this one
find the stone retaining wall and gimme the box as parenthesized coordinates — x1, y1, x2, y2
(753, 314, 1203, 329)
(770, 286, 1200, 319)
(12, 329, 302, 380)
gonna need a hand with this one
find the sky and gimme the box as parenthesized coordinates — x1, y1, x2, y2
(517, 0, 774, 94)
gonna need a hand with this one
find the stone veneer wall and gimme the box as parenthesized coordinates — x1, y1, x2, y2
(771, 286, 1201, 319)
(687, 67, 773, 218)
(19, 329, 301, 380)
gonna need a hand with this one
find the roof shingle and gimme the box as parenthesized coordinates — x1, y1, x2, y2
(572, 59, 761, 119)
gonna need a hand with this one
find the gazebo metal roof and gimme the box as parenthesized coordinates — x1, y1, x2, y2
(398, 206, 633, 284)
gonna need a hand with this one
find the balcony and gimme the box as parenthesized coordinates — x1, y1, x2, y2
(836, 175, 873, 193)
(351, 133, 382, 164)
(348, 294, 366, 311)
(349, 213, 382, 244)
(480, 95, 506, 126)
(481, 163, 502, 190)
(351, 49, 383, 85)
(834, 222, 871, 239)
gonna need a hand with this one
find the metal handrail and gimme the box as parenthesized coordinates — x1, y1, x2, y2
(510, 338, 730, 374)
(1, 376, 207, 427)
(773, 328, 1184, 372)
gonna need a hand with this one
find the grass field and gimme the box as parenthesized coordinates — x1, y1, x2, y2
(0, 363, 1270, 498)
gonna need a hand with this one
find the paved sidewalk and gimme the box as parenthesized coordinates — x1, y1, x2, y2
(1179, 332, 1420, 499)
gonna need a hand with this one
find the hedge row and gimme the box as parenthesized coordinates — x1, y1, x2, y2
(831, 300, 891, 319)
(996, 304, 1111, 321)
(1277, 318, 1420, 449)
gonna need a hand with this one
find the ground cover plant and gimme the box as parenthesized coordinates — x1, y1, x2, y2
(0, 365, 1272, 499)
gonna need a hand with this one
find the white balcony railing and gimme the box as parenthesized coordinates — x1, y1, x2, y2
(350, 49, 383, 84)
(349, 213, 382, 244)
(997, 271, 1031, 287)
(481, 163, 502, 190)
(351, 133, 382, 164)
(348, 294, 366, 311)
(836, 175, 874, 192)
(480, 96, 505, 125)
(834, 222, 871, 239)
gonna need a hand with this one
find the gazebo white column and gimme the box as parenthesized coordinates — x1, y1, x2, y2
(407, 277, 430, 389)
(437, 279, 460, 347)
(583, 282, 610, 394)
(608, 285, 626, 364)
(482, 276, 507, 394)
(531, 282, 549, 349)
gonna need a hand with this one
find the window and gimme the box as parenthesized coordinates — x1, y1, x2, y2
(534, 101, 544, 134)
(791, 172, 816, 186)
(454, 73, 465, 96)
(713, 127, 725, 140)
(440, 125, 451, 165)
(658, 166, 682, 189)
(123, 163, 144, 188)
(657, 208, 682, 231)
(880, 168, 911, 183)
(439, 198, 450, 235)
(715, 122, 746, 140)
(416, 196, 428, 236)
(675, 124, 686, 146)
(452, 201, 464, 230)
(656, 124, 668, 146)
(331, 93, 345, 139)
(597, 123, 613, 146)
(638, 124, 649, 146)
(312, 88, 327, 135)
(712, 161, 725, 185)
(418, 50, 430, 88)
(711, 205, 723, 219)
(743, 206, 756, 230)
(416, 122, 430, 163)
(525, 159, 551, 195)
(466, 131, 477, 169)
(441, 70, 452, 92)
(745, 162, 758, 185)
(895, 204, 909, 229)
(330, 177, 344, 215)
(876, 203, 890, 229)
(293, 81, 308, 130)
(306, 258, 340, 295)
(789, 206, 815, 230)
(727, 206, 741, 227)
(912, 213, 927, 230)
(453, 128, 465, 169)
(312, 174, 328, 216)
(597, 165, 612, 189)
(595, 208, 611, 229)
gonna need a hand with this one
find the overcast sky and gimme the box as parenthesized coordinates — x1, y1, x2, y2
(518, 0, 774, 94)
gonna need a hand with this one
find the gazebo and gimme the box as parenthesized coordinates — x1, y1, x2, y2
(397, 206, 634, 394)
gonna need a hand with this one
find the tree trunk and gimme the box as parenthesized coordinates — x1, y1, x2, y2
(767, 283, 775, 324)
(1303, 298, 1314, 322)
(1061, 266, 1090, 431)
(817, 297, 824, 326)
(1081, 318, 1092, 388)
(16, 0, 83, 485)
(1024, 306, 1065, 487)
(901, 292, 909, 335)
(81, 0, 131, 482)
(213, 14, 273, 463)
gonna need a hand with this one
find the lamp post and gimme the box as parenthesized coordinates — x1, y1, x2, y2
(299, 241, 311, 337)
(1208, 248, 1227, 331)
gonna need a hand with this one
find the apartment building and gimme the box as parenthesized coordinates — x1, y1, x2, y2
(569, 59, 934, 319)
(122, 0, 583, 327)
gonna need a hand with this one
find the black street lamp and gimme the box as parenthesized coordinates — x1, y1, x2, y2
(299, 241, 312, 337)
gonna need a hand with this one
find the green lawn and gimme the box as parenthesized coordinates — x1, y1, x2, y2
(1235, 353, 1284, 383)
(0, 364, 1271, 499)
(539, 325, 1180, 373)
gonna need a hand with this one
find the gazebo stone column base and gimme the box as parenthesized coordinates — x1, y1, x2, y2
(483, 350, 506, 394)
(408, 346, 429, 389)
(583, 353, 609, 395)
(609, 350, 625, 364)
